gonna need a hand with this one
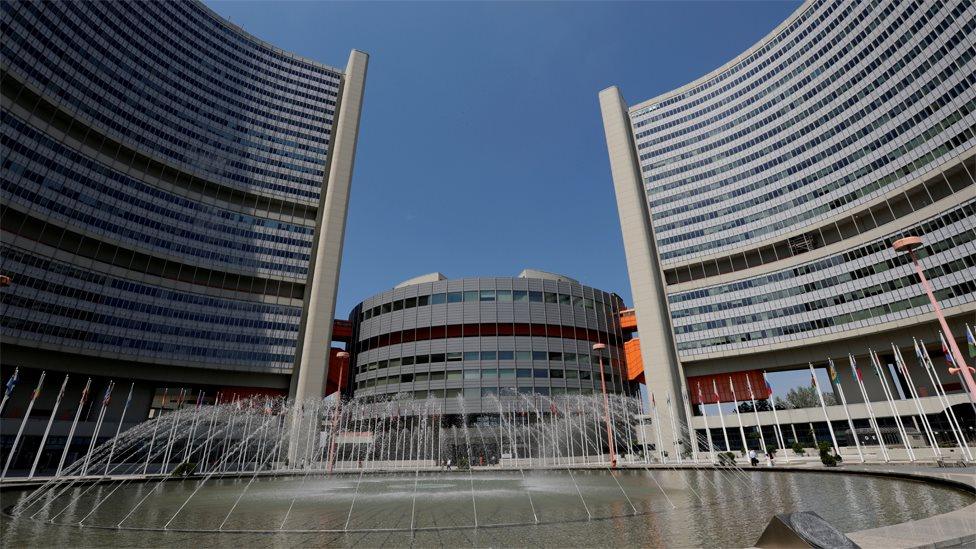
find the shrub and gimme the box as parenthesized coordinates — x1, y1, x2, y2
(817, 442, 841, 467)
(791, 441, 806, 456)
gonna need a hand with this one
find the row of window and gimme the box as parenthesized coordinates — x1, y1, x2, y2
(3, 3, 333, 198)
(358, 368, 612, 384)
(678, 279, 975, 352)
(631, 0, 835, 131)
(675, 252, 975, 334)
(640, 0, 935, 167)
(652, 28, 974, 225)
(357, 386, 617, 399)
(658, 100, 975, 261)
(357, 350, 618, 373)
(669, 202, 974, 306)
(361, 289, 612, 321)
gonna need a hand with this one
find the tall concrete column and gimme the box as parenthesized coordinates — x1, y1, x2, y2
(599, 86, 689, 456)
(290, 50, 369, 404)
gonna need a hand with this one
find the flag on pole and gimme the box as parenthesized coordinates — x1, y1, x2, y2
(102, 384, 113, 406)
(810, 372, 817, 388)
(942, 336, 955, 366)
(4, 367, 18, 398)
(964, 325, 976, 357)
(828, 359, 839, 382)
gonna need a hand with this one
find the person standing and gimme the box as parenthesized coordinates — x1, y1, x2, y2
(749, 448, 758, 467)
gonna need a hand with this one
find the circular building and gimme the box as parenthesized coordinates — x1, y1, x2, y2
(348, 270, 630, 414)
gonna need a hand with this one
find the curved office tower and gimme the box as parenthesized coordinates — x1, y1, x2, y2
(348, 271, 628, 414)
(0, 1, 366, 409)
(601, 0, 975, 443)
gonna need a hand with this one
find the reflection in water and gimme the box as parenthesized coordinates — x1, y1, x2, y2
(1, 469, 971, 548)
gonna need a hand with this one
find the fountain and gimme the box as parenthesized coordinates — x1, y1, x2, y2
(2, 392, 972, 547)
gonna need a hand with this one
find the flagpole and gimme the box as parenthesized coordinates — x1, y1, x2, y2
(763, 372, 789, 463)
(745, 376, 767, 459)
(729, 378, 748, 453)
(917, 339, 972, 461)
(713, 379, 731, 453)
(104, 382, 135, 475)
(892, 344, 940, 459)
(870, 351, 915, 462)
(2, 371, 46, 479)
(665, 392, 681, 463)
(696, 383, 715, 463)
(143, 388, 168, 475)
(56, 377, 91, 477)
(829, 359, 864, 463)
(0, 367, 20, 416)
(850, 355, 889, 462)
(807, 363, 840, 456)
(29, 374, 69, 478)
(82, 380, 115, 476)
(650, 392, 665, 463)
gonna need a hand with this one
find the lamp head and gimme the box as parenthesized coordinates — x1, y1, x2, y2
(592, 343, 606, 351)
(892, 236, 923, 253)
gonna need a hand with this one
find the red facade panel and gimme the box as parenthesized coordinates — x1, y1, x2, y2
(687, 370, 771, 404)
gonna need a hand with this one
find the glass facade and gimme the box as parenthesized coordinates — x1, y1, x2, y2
(349, 276, 628, 413)
(0, 0, 353, 374)
(615, 0, 975, 358)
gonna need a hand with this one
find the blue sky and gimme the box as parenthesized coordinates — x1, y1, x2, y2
(206, 0, 801, 316)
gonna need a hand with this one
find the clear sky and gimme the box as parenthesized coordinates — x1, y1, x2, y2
(205, 0, 801, 316)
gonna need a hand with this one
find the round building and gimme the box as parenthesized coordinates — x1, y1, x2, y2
(347, 270, 630, 414)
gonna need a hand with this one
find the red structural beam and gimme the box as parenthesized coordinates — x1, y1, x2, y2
(687, 371, 771, 405)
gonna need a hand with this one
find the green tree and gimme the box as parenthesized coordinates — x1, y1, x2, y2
(775, 386, 836, 409)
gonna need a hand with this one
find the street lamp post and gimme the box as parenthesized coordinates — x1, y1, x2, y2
(893, 236, 976, 403)
(327, 351, 350, 474)
(593, 343, 617, 468)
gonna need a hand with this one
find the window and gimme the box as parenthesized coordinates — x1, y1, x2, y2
(482, 368, 497, 378)
(580, 371, 592, 380)
(463, 290, 478, 302)
(400, 373, 414, 383)
(446, 352, 463, 362)
(480, 351, 497, 361)
(572, 296, 583, 308)
(446, 370, 462, 381)
(464, 388, 480, 399)
(499, 368, 516, 379)
(517, 368, 532, 378)
(584, 298, 594, 309)
(447, 292, 462, 303)
(382, 303, 392, 313)
(482, 387, 499, 397)
(430, 353, 445, 363)
(532, 351, 547, 361)
(544, 292, 557, 303)
(431, 293, 447, 305)
(534, 387, 550, 396)
(445, 388, 462, 398)
(480, 290, 495, 302)
(429, 371, 445, 381)
(529, 291, 543, 303)
(513, 290, 528, 302)
(405, 297, 416, 308)
(497, 290, 513, 302)
(516, 351, 532, 361)
(550, 369, 564, 379)
(498, 350, 514, 360)
(558, 294, 571, 305)
(548, 352, 562, 362)
(464, 351, 480, 361)
(417, 295, 429, 306)
(402, 356, 415, 366)
(414, 372, 429, 382)
(389, 358, 401, 368)
(430, 388, 446, 398)
(564, 352, 577, 365)
(534, 369, 548, 378)
(415, 354, 429, 364)
(393, 300, 403, 311)
(464, 370, 480, 380)
(565, 369, 579, 379)
(414, 390, 427, 399)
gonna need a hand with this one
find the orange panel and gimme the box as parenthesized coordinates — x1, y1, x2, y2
(619, 308, 637, 332)
(624, 338, 644, 383)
